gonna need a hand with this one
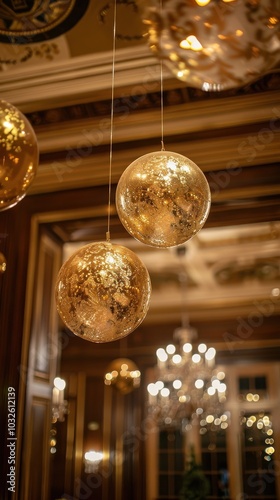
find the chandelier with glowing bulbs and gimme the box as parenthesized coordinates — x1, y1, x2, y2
(147, 326, 229, 432)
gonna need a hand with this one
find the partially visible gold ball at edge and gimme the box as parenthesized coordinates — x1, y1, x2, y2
(0, 252, 6, 273)
(0, 99, 38, 212)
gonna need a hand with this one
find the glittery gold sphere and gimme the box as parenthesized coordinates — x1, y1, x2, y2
(55, 241, 151, 343)
(142, 0, 280, 91)
(0, 100, 38, 211)
(116, 151, 211, 248)
(0, 252, 6, 273)
(104, 358, 141, 394)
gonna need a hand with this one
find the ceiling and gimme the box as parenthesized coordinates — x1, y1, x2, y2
(0, 0, 280, 361)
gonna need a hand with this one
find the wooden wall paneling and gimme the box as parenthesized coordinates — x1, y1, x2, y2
(55, 370, 86, 499)
(32, 232, 62, 381)
(74, 372, 86, 492)
(24, 397, 51, 500)
(102, 385, 115, 500)
(64, 373, 78, 495)
(20, 228, 62, 499)
(145, 367, 159, 500)
(122, 387, 145, 500)
(0, 204, 32, 500)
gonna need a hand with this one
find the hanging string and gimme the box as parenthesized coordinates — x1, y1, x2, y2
(160, 0, 165, 151)
(160, 59, 165, 151)
(106, 0, 117, 242)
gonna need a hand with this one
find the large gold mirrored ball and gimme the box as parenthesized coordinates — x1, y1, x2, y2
(116, 151, 211, 247)
(104, 358, 141, 395)
(141, 0, 280, 91)
(55, 241, 151, 343)
(0, 100, 39, 211)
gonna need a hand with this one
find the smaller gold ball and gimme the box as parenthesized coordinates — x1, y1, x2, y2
(116, 151, 211, 248)
(55, 241, 151, 343)
(105, 358, 141, 394)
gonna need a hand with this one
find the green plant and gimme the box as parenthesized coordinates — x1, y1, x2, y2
(180, 446, 210, 500)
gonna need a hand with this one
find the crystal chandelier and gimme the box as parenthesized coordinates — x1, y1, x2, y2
(147, 247, 228, 431)
(147, 325, 228, 431)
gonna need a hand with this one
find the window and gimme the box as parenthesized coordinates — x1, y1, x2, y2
(158, 429, 185, 499)
(200, 427, 229, 499)
(147, 364, 280, 500)
(240, 411, 277, 499)
(239, 375, 268, 402)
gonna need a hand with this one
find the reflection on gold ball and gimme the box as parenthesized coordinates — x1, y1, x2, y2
(0, 252, 6, 273)
(0, 100, 38, 211)
(104, 358, 141, 394)
(142, 0, 280, 90)
(116, 151, 211, 247)
(55, 241, 151, 343)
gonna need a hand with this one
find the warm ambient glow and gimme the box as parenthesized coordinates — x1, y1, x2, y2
(84, 451, 103, 473)
(195, 0, 211, 5)
(84, 451, 103, 463)
(0, 252, 6, 273)
(104, 358, 141, 394)
(54, 377, 66, 391)
(180, 35, 203, 51)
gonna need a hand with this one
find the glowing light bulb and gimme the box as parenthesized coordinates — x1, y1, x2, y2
(192, 354, 201, 363)
(155, 381, 164, 391)
(198, 343, 207, 353)
(161, 388, 170, 397)
(54, 377, 66, 391)
(173, 380, 182, 389)
(172, 354, 182, 364)
(195, 379, 204, 389)
(205, 347, 216, 360)
(166, 344, 176, 354)
(183, 343, 192, 353)
(147, 383, 159, 396)
(156, 348, 168, 362)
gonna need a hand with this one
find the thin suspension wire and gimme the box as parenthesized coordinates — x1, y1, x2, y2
(160, 0, 165, 151)
(106, 0, 117, 242)
(160, 59, 165, 151)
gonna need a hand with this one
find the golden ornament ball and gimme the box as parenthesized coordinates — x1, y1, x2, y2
(116, 151, 211, 248)
(0, 100, 39, 211)
(104, 358, 141, 394)
(141, 0, 280, 91)
(55, 241, 151, 343)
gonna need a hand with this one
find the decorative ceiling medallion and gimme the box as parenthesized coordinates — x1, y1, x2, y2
(0, 0, 90, 44)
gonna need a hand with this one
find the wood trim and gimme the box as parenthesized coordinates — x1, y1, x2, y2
(32, 234, 61, 381)
(29, 131, 280, 195)
(23, 397, 51, 500)
(34, 91, 280, 154)
(0, 46, 168, 112)
(74, 372, 86, 484)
